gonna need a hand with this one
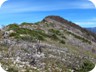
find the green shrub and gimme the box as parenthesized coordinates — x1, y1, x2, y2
(77, 60, 95, 72)
(8, 24, 19, 30)
(60, 40, 65, 44)
(9, 28, 47, 41)
(20, 36, 33, 42)
(51, 34, 59, 40)
(61, 35, 66, 39)
(7, 67, 18, 72)
(9, 33, 18, 37)
(37, 35, 45, 40)
(21, 22, 33, 26)
(67, 31, 91, 44)
(49, 29, 61, 35)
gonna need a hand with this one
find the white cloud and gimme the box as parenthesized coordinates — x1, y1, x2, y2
(75, 17, 96, 27)
(0, 0, 95, 14)
(75, 21, 95, 25)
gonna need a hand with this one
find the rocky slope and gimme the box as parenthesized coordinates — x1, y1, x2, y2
(0, 16, 96, 72)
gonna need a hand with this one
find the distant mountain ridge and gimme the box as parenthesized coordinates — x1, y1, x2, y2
(86, 27, 96, 33)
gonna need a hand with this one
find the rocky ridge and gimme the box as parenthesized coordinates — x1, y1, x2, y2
(0, 16, 96, 72)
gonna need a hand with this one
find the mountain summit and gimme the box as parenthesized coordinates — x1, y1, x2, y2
(43, 16, 68, 23)
(0, 15, 96, 72)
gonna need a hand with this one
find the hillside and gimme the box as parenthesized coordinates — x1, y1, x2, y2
(0, 15, 96, 72)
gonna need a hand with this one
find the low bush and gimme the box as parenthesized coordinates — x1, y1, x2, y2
(77, 60, 95, 72)
(7, 67, 18, 72)
(21, 22, 33, 26)
(9, 28, 47, 41)
(8, 24, 19, 30)
(60, 40, 65, 44)
(67, 31, 91, 44)
(48, 29, 61, 35)
(50, 34, 59, 40)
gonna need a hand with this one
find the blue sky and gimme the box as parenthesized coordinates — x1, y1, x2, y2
(0, 0, 96, 27)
